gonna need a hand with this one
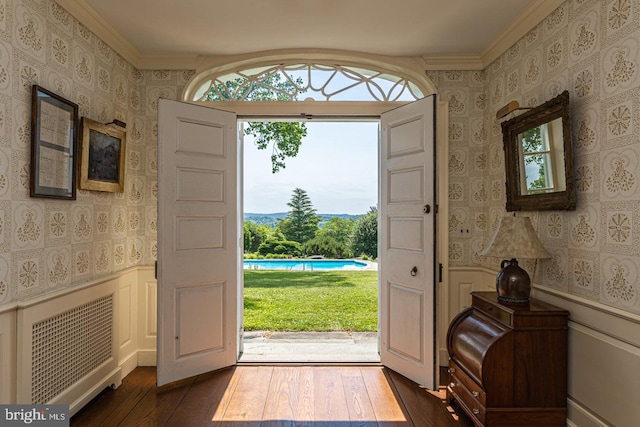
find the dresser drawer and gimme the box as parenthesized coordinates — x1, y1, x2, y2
(448, 363, 486, 405)
(472, 294, 512, 326)
(447, 372, 486, 425)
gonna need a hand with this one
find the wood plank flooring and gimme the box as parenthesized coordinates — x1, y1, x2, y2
(71, 366, 472, 427)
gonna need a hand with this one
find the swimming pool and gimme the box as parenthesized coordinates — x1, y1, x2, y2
(243, 259, 369, 271)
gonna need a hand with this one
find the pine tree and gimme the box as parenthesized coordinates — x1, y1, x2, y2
(277, 188, 320, 244)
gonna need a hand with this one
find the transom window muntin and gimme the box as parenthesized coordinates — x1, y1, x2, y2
(192, 63, 424, 102)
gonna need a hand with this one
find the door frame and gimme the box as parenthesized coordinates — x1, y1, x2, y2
(235, 99, 450, 367)
(161, 99, 451, 371)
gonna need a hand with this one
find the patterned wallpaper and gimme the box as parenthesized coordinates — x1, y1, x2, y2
(0, 0, 191, 304)
(431, 0, 640, 316)
(2, 0, 640, 321)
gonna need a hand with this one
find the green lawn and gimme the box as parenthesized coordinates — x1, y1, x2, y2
(243, 270, 378, 332)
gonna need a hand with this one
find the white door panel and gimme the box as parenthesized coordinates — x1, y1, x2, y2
(157, 99, 238, 386)
(380, 96, 436, 389)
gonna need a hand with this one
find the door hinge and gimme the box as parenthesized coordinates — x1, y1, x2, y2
(155, 261, 157, 280)
(438, 263, 443, 283)
(435, 204, 439, 214)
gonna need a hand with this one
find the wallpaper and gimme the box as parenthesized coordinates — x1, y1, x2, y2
(2, 0, 640, 320)
(431, 0, 640, 315)
(0, 0, 187, 304)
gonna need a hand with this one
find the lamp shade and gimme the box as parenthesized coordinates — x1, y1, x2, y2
(481, 216, 551, 260)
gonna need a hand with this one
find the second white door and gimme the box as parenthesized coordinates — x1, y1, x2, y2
(379, 96, 437, 389)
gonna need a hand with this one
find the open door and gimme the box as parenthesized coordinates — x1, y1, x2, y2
(157, 99, 239, 386)
(379, 95, 437, 389)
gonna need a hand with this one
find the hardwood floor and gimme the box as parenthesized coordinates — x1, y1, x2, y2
(71, 366, 473, 426)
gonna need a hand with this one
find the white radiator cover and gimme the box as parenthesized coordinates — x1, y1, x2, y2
(17, 278, 121, 415)
(31, 295, 113, 404)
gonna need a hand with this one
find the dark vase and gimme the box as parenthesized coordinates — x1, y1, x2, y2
(496, 258, 530, 303)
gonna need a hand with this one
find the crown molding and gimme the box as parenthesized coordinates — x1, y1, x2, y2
(481, 0, 566, 67)
(422, 54, 484, 71)
(425, 0, 566, 70)
(137, 55, 199, 70)
(57, 0, 565, 72)
(56, 0, 141, 66)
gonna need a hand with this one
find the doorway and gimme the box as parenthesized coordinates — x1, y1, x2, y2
(239, 120, 381, 363)
(156, 96, 440, 389)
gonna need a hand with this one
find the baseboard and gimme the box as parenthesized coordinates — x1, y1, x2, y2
(137, 350, 157, 367)
(68, 367, 122, 417)
(568, 398, 610, 427)
(119, 352, 139, 379)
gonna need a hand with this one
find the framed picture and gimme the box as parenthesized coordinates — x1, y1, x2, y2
(30, 85, 79, 199)
(79, 117, 126, 193)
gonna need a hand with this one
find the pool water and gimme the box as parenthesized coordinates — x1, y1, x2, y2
(243, 259, 368, 271)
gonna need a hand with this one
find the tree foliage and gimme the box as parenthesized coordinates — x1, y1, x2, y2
(303, 235, 351, 259)
(521, 126, 547, 191)
(257, 238, 302, 257)
(317, 217, 356, 249)
(350, 207, 378, 259)
(204, 72, 307, 172)
(247, 122, 307, 173)
(278, 188, 321, 244)
(244, 221, 272, 253)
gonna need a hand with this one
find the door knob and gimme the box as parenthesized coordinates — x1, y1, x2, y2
(410, 266, 418, 276)
(423, 204, 431, 214)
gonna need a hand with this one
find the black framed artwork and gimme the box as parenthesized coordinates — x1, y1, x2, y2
(30, 85, 79, 199)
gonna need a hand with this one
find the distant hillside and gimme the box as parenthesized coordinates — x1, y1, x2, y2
(244, 212, 362, 228)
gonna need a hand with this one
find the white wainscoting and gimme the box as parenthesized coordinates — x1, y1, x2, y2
(535, 287, 640, 427)
(137, 267, 157, 366)
(115, 267, 158, 374)
(0, 304, 17, 404)
(441, 268, 495, 363)
(447, 267, 495, 314)
(446, 267, 640, 427)
(0, 266, 157, 414)
(118, 269, 139, 379)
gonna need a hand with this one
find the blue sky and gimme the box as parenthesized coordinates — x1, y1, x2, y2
(243, 121, 379, 215)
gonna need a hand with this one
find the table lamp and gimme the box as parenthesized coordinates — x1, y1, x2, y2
(480, 216, 551, 303)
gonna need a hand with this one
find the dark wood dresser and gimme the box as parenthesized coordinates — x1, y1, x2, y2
(446, 291, 569, 427)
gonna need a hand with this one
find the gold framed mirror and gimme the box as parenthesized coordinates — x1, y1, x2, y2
(501, 90, 575, 211)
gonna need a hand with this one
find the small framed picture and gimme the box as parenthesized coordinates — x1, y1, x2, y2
(30, 85, 79, 199)
(79, 117, 126, 193)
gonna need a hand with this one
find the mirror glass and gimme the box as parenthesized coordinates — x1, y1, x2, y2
(501, 90, 575, 211)
(518, 117, 565, 194)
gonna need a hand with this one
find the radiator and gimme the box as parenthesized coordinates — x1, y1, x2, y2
(31, 295, 113, 403)
(18, 280, 121, 415)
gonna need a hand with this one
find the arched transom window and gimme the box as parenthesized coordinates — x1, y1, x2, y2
(190, 63, 425, 103)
